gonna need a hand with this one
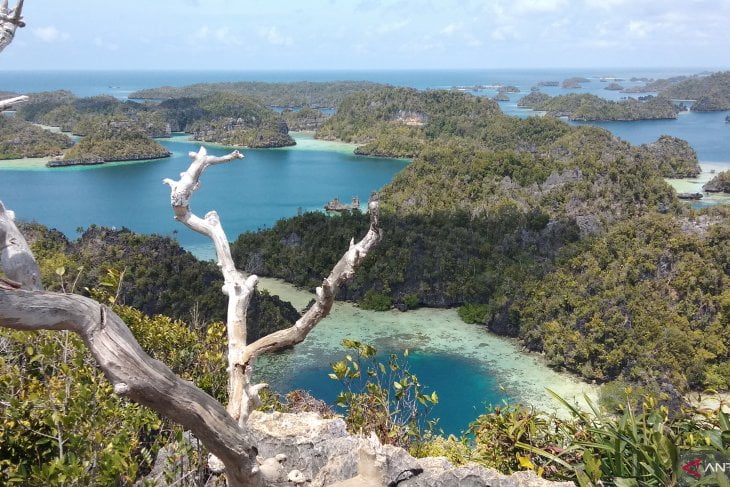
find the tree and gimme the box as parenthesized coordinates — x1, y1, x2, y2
(0, 147, 382, 485)
(0, 0, 27, 111)
(0, 0, 24, 53)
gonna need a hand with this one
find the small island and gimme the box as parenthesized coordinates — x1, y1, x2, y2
(54, 120, 170, 167)
(622, 71, 730, 111)
(604, 82, 624, 91)
(561, 77, 590, 89)
(517, 92, 679, 121)
(492, 93, 510, 101)
(0, 115, 73, 160)
(13, 89, 299, 150)
(703, 170, 730, 193)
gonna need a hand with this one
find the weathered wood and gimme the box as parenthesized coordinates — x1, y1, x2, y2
(0, 0, 25, 53)
(0, 200, 42, 290)
(0, 289, 261, 486)
(240, 193, 381, 366)
(164, 146, 257, 425)
(0, 94, 28, 111)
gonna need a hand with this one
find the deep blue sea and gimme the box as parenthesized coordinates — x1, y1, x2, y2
(1, 69, 729, 434)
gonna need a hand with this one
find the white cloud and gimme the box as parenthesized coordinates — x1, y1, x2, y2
(378, 19, 410, 34)
(32, 26, 69, 43)
(440, 22, 463, 35)
(93, 37, 119, 51)
(191, 25, 243, 47)
(258, 26, 293, 46)
(514, 0, 567, 13)
(584, 0, 628, 9)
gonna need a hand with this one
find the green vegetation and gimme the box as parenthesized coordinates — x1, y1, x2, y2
(517, 92, 679, 121)
(329, 341, 438, 450)
(61, 120, 170, 163)
(281, 105, 330, 131)
(0, 115, 72, 159)
(128, 80, 382, 108)
(624, 71, 730, 111)
(316, 86, 502, 157)
(232, 86, 726, 393)
(460, 392, 730, 486)
(326, 344, 730, 486)
(516, 211, 730, 390)
(185, 93, 295, 147)
(20, 223, 298, 339)
(661, 71, 730, 111)
(15, 90, 298, 149)
(0, 273, 230, 485)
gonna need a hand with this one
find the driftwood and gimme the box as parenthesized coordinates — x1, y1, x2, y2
(0, 0, 25, 53)
(0, 149, 382, 485)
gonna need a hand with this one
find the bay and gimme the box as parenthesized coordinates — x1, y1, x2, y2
(0, 133, 408, 258)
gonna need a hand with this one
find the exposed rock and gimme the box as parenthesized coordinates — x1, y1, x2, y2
(246, 411, 574, 487)
(392, 110, 429, 127)
(702, 170, 730, 193)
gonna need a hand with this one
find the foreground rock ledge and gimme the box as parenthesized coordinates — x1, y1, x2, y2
(243, 411, 574, 487)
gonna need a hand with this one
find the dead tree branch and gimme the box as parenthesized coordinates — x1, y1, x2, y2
(0, 0, 25, 53)
(0, 94, 28, 111)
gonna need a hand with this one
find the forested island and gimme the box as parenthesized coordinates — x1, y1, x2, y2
(128, 80, 381, 109)
(0, 114, 72, 159)
(623, 71, 730, 111)
(517, 92, 680, 121)
(9, 89, 306, 157)
(226, 85, 726, 397)
(57, 119, 171, 166)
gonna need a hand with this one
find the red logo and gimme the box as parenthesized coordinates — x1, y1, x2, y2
(682, 458, 703, 479)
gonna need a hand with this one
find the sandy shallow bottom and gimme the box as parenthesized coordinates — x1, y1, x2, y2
(255, 277, 599, 420)
(666, 162, 730, 206)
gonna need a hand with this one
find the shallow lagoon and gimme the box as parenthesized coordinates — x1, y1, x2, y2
(255, 278, 598, 436)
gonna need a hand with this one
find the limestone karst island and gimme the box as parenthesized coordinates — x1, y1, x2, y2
(2, 1, 730, 486)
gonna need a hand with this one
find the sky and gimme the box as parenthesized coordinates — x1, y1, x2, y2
(2, 0, 730, 70)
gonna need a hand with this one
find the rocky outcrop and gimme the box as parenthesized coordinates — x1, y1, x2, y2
(245, 411, 574, 487)
(640, 135, 701, 178)
(703, 170, 730, 193)
(391, 110, 429, 127)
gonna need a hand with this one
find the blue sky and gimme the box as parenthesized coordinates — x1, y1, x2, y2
(2, 0, 729, 70)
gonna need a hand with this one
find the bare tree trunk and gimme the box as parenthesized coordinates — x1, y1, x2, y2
(164, 147, 258, 426)
(165, 147, 382, 427)
(0, 200, 262, 486)
(0, 0, 25, 53)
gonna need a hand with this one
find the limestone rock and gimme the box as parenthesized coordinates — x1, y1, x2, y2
(246, 411, 574, 487)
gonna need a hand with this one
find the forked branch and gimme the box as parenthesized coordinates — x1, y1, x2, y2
(0, 0, 25, 53)
(0, 200, 261, 486)
(241, 193, 382, 366)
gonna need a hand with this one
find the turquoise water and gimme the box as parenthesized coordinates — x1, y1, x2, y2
(0, 134, 408, 254)
(255, 278, 598, 436)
